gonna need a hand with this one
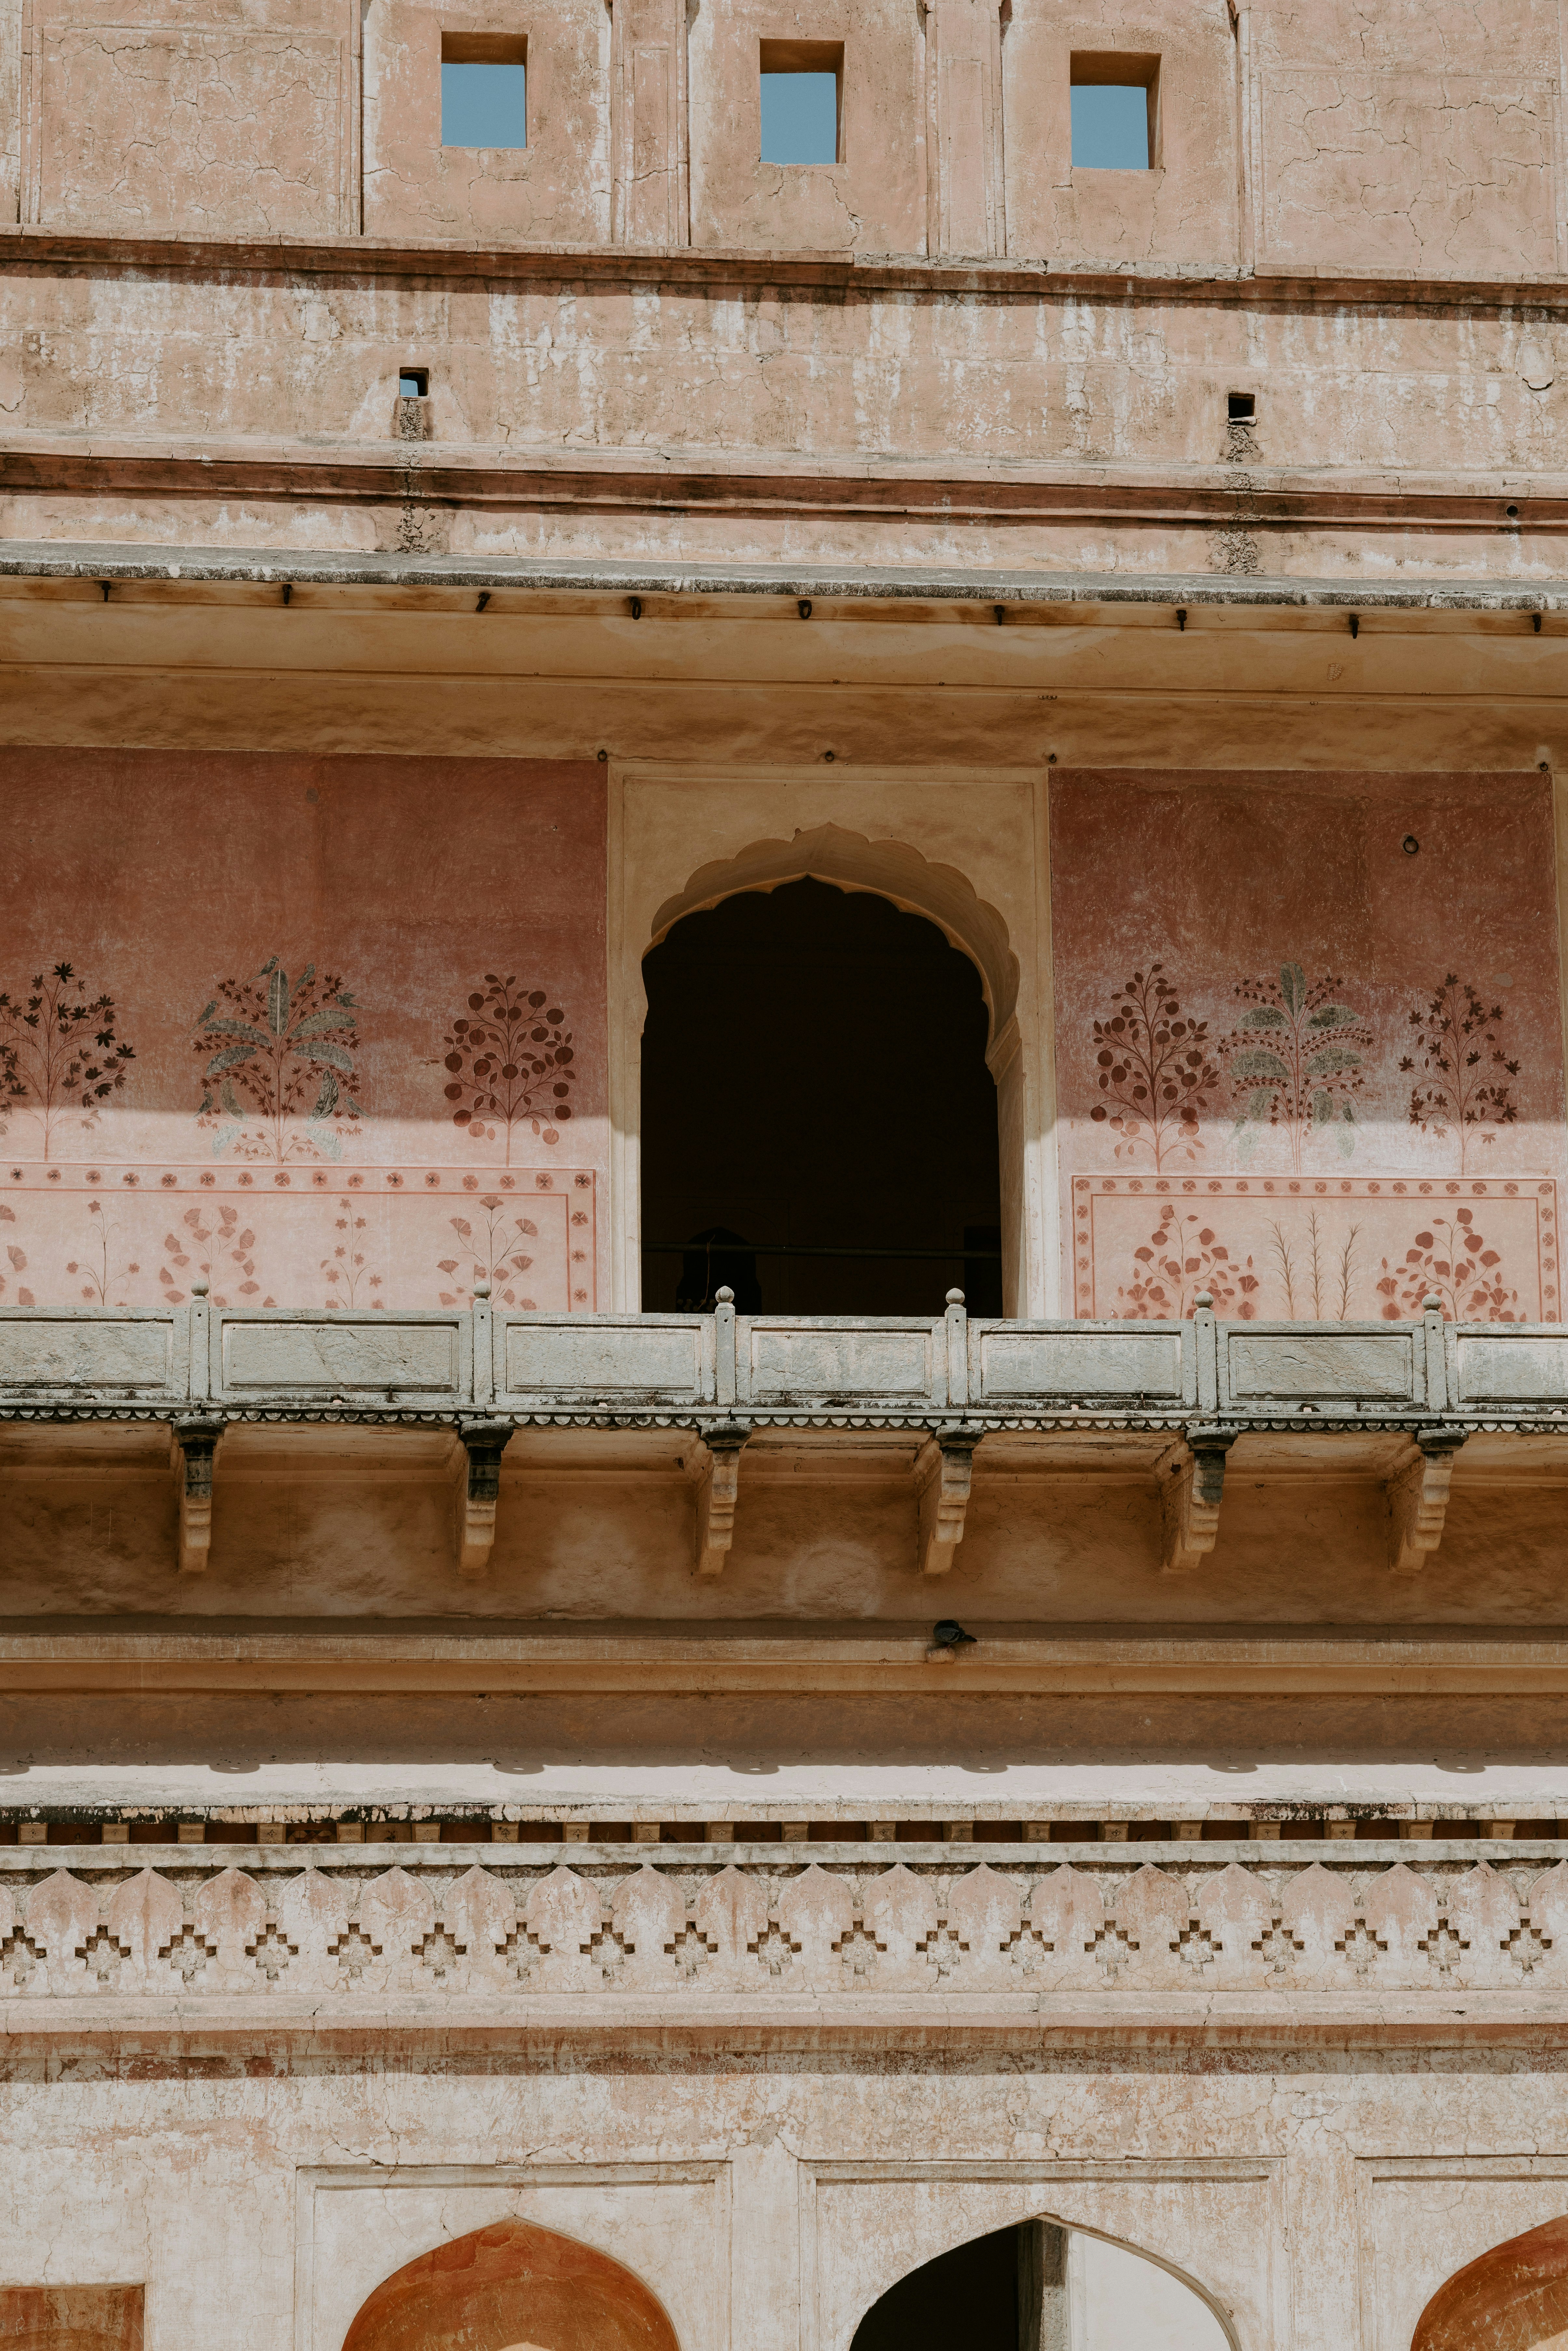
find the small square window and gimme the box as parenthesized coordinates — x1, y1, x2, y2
(441, 34, 526, 150)
(400, 370, 428, 398)
(1070, 52, 1158, 170)
(1228, 392, 1256, 422)
(760, 40, 843, 166)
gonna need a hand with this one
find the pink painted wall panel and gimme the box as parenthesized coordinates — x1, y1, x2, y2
(1050, 773, 1566, 1323)
(0, 751, 606, 1312)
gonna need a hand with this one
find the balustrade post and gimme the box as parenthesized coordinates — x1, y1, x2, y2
(944, 1287, 968, 1411)
(1193, 1288, 1219, 1414)
(471, 1278, 493, 1409)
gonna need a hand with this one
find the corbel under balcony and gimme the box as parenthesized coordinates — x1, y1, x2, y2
(7, 1294, 1568, 1589)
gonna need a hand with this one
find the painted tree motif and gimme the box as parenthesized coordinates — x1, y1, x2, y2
(322, 1212, 384, 1309)
(439, 978, 575, 1161)
(436, 1196, 539, 1308)
(0, 962, 135, 1158)
(66, 1202, 142, 1307)
(1377, 1211, 1521, 1324)
(159, 1203, 275, 1308)
(194, 960, 360, 1162)
(1116, 1203, 1261, 1321)
(1268, 1213, 1361, 1321)
(1400, 977, 1521, 1173)
(1088, 964, 1220, 1169)
(0, 1204, 32, 1307)
(1224, 963, 1371, 1170)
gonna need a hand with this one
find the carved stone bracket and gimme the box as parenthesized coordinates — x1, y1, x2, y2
(1158, 1425, 1238, 1575)
(169, 1415, 225, 1575)
(915, 1424, 982, 1578)
(453, 1419, 513, 1578)
(1387, 1427, 1467, 1574)
(689, 1422, 750, 1579)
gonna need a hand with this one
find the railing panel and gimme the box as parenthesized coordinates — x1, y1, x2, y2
(970, 1321, 1190, 1406)
(212, 1311, 467, 1404)
(1455, 1325, 1568, 1408)
(495, 1313, 712, 1408)
(738, 1318, 942, 1409)
(0, 1308, 183, 1396)
(1219, 1324, 1422, 1408)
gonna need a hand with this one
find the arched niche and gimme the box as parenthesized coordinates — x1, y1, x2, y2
(619, 811, 1044, 1316)
(1412, 2214, 1568, 2351)
(848, 2215, 1235, 2351)
(339, 2217, 681, 2351)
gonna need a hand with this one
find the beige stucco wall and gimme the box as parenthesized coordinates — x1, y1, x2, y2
(3, 2039, 1567, 2350)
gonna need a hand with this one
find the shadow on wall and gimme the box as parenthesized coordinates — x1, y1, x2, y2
(339, 2219, 680, 2351)
(1413, 2215, 1568, 2350)
(849, 2218, 1232, 2350)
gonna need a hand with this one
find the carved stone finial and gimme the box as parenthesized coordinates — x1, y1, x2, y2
(473, 1278, 491, 1300)
(1423, 1293, 1443, 1314)
(715, 1286, 734, 1305)
(191, 1276, 210, 1298)
(1194, 1291, 1214, 1311)
(946, 1289, 965, 1307)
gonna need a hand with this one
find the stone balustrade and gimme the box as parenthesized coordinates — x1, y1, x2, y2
(8, 1293, 1567, 1573)
(1, 1846, 1564, 2019)
(3, 1292, 1564, 1427)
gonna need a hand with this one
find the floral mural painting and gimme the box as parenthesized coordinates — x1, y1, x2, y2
(1378, 1210, 1521, 1324)
(0, 1204, 33, 1306)
(1401, 977, 1520, 1173)
(1089, 964, 1220, 1168)
(436, 1195, 539, 1308)
(66, 1202, 141, 1307)
(1116, 1203, 1260, 1321)
(1268, 1212, 1361, 1321)
(439, 978, 575, 1161)
(159, 1203, 275, 1309)
(1225, 963, 1372, 1169)
(0, 963, 135, 1158)
(194, 960, 361, 1162)
(322, 1212, 385, 1309)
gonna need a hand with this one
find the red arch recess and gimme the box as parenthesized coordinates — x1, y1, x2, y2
(340, 2218, 680, 2351)
(1412, 2216, 1568, 2351)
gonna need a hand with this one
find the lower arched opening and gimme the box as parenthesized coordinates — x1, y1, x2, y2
(1413, 2215, 1568, 2351)
(849, 2217, 1231, 2350)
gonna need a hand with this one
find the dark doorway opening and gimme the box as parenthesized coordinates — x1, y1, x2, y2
(850, 2223, 1025, 2350)
(640, 878, 1002, 1316)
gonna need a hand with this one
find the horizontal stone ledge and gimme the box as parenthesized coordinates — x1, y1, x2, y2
(1, 540, 1566, 617)
(6, 1629, 1568, 1698)
(3, 223, 1565, 307)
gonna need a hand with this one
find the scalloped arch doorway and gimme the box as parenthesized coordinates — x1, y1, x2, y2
(609, 767, 1055, 1316)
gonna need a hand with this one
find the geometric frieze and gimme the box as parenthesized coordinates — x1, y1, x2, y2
(5, 1852, 1568, 2008)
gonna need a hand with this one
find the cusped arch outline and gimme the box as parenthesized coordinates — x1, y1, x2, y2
(340, 2216, 682, 2351)
(847, 2209, 1241, 2351)
(1412, 2213, 1568, 2351)
(647, 823, 1021, 1052)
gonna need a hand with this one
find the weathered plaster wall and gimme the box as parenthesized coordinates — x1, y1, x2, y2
(363, 0, 610, 245)
(19, 0, 361, 236)
(1250, 0, 1568, 280)
(1049, 770, 1568, 1321)
(0, 750, 606, 1311)
(2, 2037, 1567, 2351)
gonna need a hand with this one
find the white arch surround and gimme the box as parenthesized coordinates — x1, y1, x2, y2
(804, 2162, 1277, 2351)
(609, 763, 1057, 1315)
(846, 2215, 1240, 2351)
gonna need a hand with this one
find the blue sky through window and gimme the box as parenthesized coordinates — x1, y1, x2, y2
(441, 61, 527, 149)
(761, 72, 837, 165)
(1070, 83, 1149, 168)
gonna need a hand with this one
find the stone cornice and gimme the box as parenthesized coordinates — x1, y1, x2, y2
(4, 225, 1568, 311)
